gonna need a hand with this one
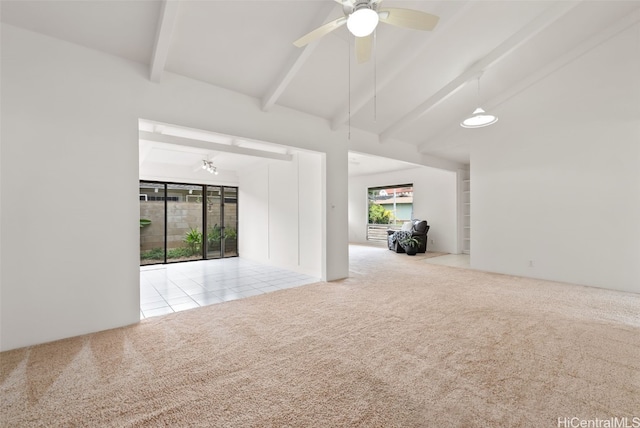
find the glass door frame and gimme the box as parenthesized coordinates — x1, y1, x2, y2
(205, 186, 238, 260)
(220, 186, 238, 259)
(205, 186, 222, 260)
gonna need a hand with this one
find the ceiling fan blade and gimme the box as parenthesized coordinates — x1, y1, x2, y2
(378, 8, 439, 31)
(355, 35, 372, 64)
(293, 17, 347, 47)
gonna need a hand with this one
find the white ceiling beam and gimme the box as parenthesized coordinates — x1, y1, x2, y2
(139, 131, 293, 162)
(418, 7, 640, 154)
(149, 0, 180, 83)
(261, 3, 339, 111)
(330, 1, 473, 131)
(261, 45, 318, 112)
(379, 0, 582, 143)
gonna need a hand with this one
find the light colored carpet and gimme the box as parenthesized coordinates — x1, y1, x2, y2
(1, 245, 639, 427)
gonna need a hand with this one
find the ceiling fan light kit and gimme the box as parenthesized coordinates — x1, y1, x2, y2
(347, 8, 379, 37)
(293, 0, 439, 54)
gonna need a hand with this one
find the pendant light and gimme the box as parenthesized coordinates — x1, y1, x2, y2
(460, 74, 498, 128)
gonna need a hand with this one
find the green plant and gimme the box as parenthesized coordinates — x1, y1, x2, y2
(224, 227, 237, 240)
(140, 218, 152, 228)
(368, 202, 393, 224)
(167, 247, 193, 259)
(184, 227, 203, 255)
(140, 247, 164, 260)
(208, 224, 221, 246)
(401, 236, 421, 249)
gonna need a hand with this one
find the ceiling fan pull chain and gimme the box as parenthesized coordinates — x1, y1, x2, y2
(373, 29, 377, 123)
(348, 33, 352, 140)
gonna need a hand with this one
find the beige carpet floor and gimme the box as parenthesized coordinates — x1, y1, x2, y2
(1, 246, 639, 427)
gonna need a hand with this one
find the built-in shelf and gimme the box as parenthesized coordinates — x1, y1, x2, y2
(462, 173, 470, 255)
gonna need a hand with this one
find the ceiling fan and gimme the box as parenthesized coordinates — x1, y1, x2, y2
(293, 0, 439, 63)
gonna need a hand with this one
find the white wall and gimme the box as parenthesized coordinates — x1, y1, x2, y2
(348, 166, 458, 254)
(139, 160, 240, 187)
(239, 152, 323, 277)
(238, 163, 270, 265)
(471, 22, 640, 293)
(297, 152, 323, 276)
(0, 25, 348, 351)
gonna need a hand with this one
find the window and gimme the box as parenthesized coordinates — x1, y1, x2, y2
(367, 184, 414, 242)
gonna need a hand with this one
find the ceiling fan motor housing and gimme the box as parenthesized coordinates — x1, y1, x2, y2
(343, 0, 378, 16)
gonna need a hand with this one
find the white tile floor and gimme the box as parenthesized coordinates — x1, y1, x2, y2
(140, 258, 320, 319)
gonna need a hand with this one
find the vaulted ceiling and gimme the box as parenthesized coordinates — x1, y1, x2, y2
(3, 0, 639, 169)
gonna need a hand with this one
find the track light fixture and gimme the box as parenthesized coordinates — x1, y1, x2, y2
(202, 160, 218, 175)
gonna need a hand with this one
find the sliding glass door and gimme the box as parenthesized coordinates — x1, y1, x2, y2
(205, 186, 238, 259)
(166, 183, 204, 262)
(206, 186, 222, 259)
(222, 187, 238, 258)
(139, 181, 238, 265)
(139, 182, 166, 265)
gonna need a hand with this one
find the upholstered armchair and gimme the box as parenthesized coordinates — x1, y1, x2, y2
(387, 220, 430, 253)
